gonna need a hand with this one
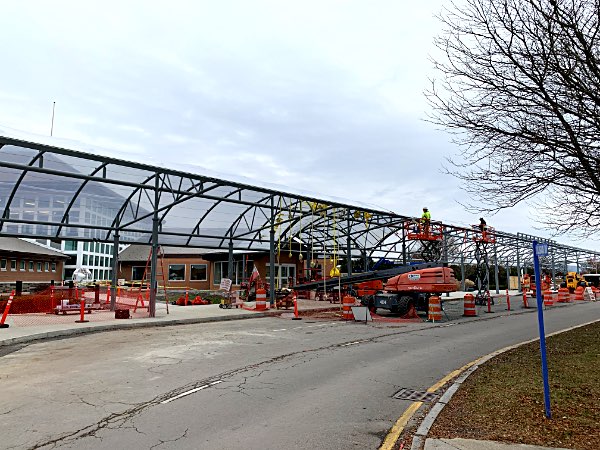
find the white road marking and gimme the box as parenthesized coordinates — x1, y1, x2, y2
(341, 341, 361, 346)
(161, 380, 223, 404)
(272, 329, 287, 332)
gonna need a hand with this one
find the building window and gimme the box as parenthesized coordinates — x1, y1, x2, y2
(190, 264, 207, 281)
(51, 262, 56, 272)
(213, 260, 252, 285)
(19, 260, 25, 271)
(168, 264, 185, 281)
(45, 262, 49, 272)
(94, 256, 99, 266)
(132, 266, 146, 280)
(10, 260, 16, 270)
(266, 264, 296, 288)
(37, 262, 42, 271)
(29, 261, 34, 271)
(0, 259, 6, 270)
(82, 254, 88, 265)
(83, 242, 89, 251)
(64, 240, 77, 251)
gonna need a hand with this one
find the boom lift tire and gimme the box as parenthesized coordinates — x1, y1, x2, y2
(394, 295, 413, 316)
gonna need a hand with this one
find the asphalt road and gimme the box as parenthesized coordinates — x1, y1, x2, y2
(2, 302, 599, 450)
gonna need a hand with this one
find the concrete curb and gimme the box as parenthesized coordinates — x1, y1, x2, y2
(0, 312, 272, 347)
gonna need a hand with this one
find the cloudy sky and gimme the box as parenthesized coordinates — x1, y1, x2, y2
(0, 0, 595, 250)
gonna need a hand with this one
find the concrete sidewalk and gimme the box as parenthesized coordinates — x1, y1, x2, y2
(425, 438, 571, 450)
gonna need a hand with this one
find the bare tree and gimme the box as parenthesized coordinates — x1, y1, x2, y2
(427, 0, 600, 238)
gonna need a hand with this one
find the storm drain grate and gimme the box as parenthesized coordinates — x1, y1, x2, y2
(392, 388, 438, 402)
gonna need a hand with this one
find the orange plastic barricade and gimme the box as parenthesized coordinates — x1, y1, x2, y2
(557, 288, 570, 303)
(342, 295, 355, 320)
(543, 289, 553, 307)
(522, 291, 530, 308)
(463, 294, 477, 317)
(255, 288, 267, 311)
(0, 290, 15, 328)
(574, 286, 585, 301)
(428, 296, 442, 322)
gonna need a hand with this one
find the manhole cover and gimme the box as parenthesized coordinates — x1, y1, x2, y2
(393, 388, 438, 402)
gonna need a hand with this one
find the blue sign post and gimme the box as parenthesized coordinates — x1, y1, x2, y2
(532, 241, 552, 419)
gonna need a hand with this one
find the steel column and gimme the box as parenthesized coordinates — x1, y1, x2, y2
(149, 175, 160, 318)
(346, 209, 352, 276)
(269, 198, 276, 306)
(516, 240, 522, 291)
(110, 230, 119, 311)
(227, 239, 234, 281)
(460, 254, 465, 291)
(494, 244, 500, 294)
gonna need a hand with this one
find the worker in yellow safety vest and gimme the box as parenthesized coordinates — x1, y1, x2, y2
(421, 207, 431, 233)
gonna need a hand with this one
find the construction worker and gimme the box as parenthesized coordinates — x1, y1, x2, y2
(479, 217, 487, 232)
(421, 207, 431, 233)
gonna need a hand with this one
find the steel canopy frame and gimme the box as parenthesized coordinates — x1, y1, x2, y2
(1, 132, 600, 316)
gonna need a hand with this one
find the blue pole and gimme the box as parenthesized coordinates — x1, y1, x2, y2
(532, 241, 552, 419)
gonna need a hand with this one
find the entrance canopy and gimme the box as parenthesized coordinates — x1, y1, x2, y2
(1, 127, 599, 272)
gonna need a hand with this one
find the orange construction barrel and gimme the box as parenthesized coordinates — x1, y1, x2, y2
(428, 296, 442, 322)
(543, 289, 554, 307)
(342, 295, 355, 320)
(255, 288, 267, 311)
(574, 286, 585, 301)
(463, 294, 477, 317)
(557, 288, 570, 303)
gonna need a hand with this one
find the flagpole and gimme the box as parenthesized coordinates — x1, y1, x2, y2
(50, 101, 56, 136)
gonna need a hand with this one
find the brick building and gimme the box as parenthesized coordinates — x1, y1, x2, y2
(117, 245, 313, 290)
(0, 237, 67, 291)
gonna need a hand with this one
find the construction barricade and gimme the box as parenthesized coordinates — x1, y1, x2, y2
(574, 286, 585, 301)
(557, 288, 570, 303)
(428, 295, 442, 322)
(255, 288, 267, 311)
(543, 289, 554, 307)
(342, 295, 355, 320)
(463, 293, 477, 317)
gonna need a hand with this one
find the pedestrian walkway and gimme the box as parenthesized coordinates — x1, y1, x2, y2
(425, 438, 571, 450)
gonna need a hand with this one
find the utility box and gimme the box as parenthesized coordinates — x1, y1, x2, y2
(115, 309, 130, 319)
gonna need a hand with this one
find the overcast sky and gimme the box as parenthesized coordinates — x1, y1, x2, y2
(0, 0, 596, 250)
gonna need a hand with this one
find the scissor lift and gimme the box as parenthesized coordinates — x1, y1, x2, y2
(473, 226, 496, 305)
(405, 220, 444, 262)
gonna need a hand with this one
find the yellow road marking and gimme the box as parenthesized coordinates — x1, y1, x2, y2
(380, 401, 423, 450)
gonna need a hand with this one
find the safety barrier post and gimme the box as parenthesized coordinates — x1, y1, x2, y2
(185, 289, 189, 306)
(522, 290, 529, 308)
(486, 291, 493, 313)
(292, 292, 301, 320)
(506, 289, 511, 311)
(50, 285, 55, 311)
(106, 287, 111, 304)
(75, 299, 89, 323)
(0, 290, 15, 328)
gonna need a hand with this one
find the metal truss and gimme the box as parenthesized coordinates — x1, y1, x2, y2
(2, 131, 600, 316)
